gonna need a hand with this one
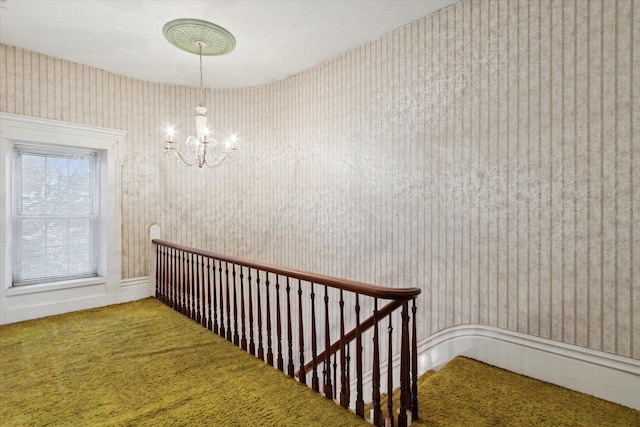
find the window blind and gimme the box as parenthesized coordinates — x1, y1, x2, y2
(13, 146, 99, 286)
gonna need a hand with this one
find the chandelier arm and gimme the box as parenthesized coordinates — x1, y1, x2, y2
(164, 143, 196, 166)
(185, 135, 199, 147)
(203, 149, 235, 168)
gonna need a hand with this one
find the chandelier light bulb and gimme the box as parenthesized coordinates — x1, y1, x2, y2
(165, 126, 176, 143)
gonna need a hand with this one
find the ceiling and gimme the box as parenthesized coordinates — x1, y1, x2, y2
(0, 0, 458, 89)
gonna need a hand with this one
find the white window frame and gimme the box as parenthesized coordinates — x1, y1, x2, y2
(0, 113, 124, 324)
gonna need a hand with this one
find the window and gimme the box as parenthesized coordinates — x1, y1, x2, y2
(12, 146, 99, 286)
(1, 113, 124, 324)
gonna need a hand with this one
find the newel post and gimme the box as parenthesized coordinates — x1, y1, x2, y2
(149, 224, 161, 297)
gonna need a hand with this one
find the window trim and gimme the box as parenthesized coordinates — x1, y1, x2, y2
(0, 113, 125, 323)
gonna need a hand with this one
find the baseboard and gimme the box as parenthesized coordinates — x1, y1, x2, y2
(415, 325, 640, 411)
(1, 280, 111, 324)
(1, 292, 110, 324)
(120, 276, 152, 302)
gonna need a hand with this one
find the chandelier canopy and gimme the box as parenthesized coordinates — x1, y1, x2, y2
(162, 19, 237, 168)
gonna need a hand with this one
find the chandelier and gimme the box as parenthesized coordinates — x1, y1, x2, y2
(162, 19, 237, 168)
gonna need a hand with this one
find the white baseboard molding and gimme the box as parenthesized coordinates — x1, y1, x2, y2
(120, 276, 152, 303)
(415, 325, 640, 411)
(1, 293, 110, 324)
(1, 277, 153, 324)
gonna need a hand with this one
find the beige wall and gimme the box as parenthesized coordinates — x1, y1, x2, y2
(1, 0, 638, 360)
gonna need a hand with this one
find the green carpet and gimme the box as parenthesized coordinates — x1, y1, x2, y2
(0, 298, 368, 426)
(371, 356, 640, 427)
(3, 299, 639, 426)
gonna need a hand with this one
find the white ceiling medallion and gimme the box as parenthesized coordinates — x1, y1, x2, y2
(162, 19, 236, 56)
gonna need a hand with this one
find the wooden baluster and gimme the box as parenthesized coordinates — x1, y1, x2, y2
(211, 258, 219, 334)
(286, 277, 295, 378)
(173, 248, 179, 310)
(386, 313, 394, 427)
(160, 245, 167, 303)
(181, 252, 187, 313)
(310, 282, 319, 393)
(166, 248, 171, 306)
(411, 299, 418, 421)
(248, 268, 256, 355)
(265, 274, 273, 366)
(155, 245, 162, 301)
(339, 289, 348, 408)
(174, 249, 179, 309)
(398, 301, 410, 427)
(162, 246, 167, 304)
(240, 266, 247, 351)
(225, 262, 232, 341)
(194, 254, 201, 324)
(194, 254, 200, 322)
(165, 247, 170, 307)
(355, 293, 364, 418)
(158, 245, 164, 302)
(174, 249, 180, 310)
(323, 285, 333, 399)
(232, 264, 239, 346)
(297, 279, 306, 385)
(200, 256, 206, 327)
(346, 342, 351, 407)
(190, 254, 196, 321)
(275, 276, 284, 372)
(166, 247, 172, 304)
(180, 252, 189, 317)
(183, 251, 189, 316)
(180, 252, 189, 316)
(189, 252, 196, 320)
(199, 256, 207, 327)
(164, 247, 169, 306)
(256, 274, 264, 361)
(333, 353, 338, 400)
(189, 254, 195, 321)
(175, 250, 180, 310)
(218, 260, 226, 338)
(372, 298, 382, 427)
(206, 257, 213, 331)
(165, 246, 171, 303)
(174, 248, 179, 309)
(169, 248, 176, 309)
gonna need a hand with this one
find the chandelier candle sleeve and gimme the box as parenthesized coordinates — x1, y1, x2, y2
(166, 127, 175, 143)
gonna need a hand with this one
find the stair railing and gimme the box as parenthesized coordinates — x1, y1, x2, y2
(153, 239, 421, 427)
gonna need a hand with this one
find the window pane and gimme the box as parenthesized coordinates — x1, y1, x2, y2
(15, 149, 96, 216)
(13, 147, 98, 286)
(14, 217, 97, 285)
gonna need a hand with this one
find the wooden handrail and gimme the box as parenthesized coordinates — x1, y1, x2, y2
(153, 239, 421, 300)
(153, 239, 421, 427)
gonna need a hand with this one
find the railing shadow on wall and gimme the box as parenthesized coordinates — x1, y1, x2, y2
(152, 239, 421, 427)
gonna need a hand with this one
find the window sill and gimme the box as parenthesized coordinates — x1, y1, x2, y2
(6, 277, 107, 296)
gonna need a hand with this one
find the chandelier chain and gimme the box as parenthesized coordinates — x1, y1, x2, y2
(199, 43, 204, 107)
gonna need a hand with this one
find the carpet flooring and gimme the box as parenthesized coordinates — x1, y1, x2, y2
(0, 298, 367, 426)
(2, 298, 639, 426)
(370, 356, 640, 427)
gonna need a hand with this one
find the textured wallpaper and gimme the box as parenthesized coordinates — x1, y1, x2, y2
(1, 0, 638, 361)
